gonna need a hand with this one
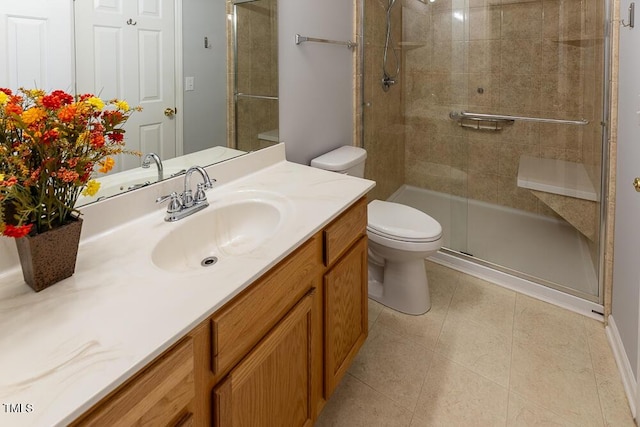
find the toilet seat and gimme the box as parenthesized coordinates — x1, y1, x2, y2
(367, 200, 442, 243)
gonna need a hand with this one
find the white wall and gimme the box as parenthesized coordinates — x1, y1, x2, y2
(611, 0, 640, 407)
(278, 0, 354, 165)
(182, 0, 227, 154)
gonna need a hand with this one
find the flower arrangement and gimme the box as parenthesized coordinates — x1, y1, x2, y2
(0, 88, 140, 238)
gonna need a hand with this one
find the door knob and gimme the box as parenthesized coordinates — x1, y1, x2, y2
(634, 177, 640, 192)
(164, 107, 176, 118)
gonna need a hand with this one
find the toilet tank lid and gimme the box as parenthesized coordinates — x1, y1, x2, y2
(310, 146, 367, 171)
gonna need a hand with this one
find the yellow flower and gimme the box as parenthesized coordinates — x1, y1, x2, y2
(0, 173, 4, 182)
(114, 100, 130, 112)
(0, 92, 8, 105)
(98, 157, 115, 173)
(24, 88, 44, 98)
(82, 180, 101, 197)
(21, 107, 47, 124)
(87, 97, 105, 110)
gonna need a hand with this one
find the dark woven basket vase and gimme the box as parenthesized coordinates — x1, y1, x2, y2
(14, 218, 83, 292)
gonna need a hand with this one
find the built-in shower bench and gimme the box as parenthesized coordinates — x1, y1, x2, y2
(517, 155, 598, 241)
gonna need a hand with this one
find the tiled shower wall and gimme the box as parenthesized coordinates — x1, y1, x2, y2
(363, 0, 406, 202)
(401, 0, 604, 216)
(231, 0, 279, 153)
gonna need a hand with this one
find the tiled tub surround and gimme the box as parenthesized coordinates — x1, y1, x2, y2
(0, 144, 374, 426)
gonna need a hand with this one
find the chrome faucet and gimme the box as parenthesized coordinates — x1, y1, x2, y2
(156, 166, 216, 222)
(141, 152, 164, 181)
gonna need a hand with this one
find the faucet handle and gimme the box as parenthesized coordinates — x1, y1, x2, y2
(156, 192, 182, 213)
(204, 177, 216, 189)
(195, 183, 208, 204)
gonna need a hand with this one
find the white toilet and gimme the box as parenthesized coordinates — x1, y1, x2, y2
(311, 146, 443, 315)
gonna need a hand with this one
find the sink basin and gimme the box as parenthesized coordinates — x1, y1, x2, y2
(151, 192, 291, 272)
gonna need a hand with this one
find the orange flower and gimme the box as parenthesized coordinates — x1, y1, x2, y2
(57, 104, 77, 122)
(98, 157, 115, 173)
(91, 132, 105, 148)
(21, 107, 47, 124)
(5, 103, 22, 116)
(57, 168, 80, 183)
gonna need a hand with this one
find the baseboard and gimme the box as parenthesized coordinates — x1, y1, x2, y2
(606, 315, 637, 418)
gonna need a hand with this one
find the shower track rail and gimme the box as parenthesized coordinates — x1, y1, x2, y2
(449, 111, 589, 126)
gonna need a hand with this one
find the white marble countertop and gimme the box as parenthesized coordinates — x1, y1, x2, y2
(0, 144, 374, 426)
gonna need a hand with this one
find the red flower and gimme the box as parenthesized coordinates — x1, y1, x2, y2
(102, 110, 124, 127)
(3, 224, 33, 238)
(0, 88, 12, 96)
(51, 90, 73, 105)
(108, 132, 124, 143)
(41, 94, 62, 109)
(41, 129, 59, 145)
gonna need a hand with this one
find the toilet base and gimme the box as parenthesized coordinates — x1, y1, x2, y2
(367, 257, 431, 315)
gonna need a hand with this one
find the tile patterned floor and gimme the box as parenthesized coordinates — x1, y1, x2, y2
(315, 261, 635, 427)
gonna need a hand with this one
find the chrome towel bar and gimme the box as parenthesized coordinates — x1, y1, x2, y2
(236, 93, 279, 101)
(295, 34, 357, 50)
(450, 111, 589, 126)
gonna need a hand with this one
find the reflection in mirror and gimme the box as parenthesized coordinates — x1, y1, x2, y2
(1, 0, 279, 207)
(233, 0, 279, 152)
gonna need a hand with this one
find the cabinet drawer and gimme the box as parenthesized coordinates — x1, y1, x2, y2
(323, 197, 367, 267)
(75, 338, 194, 427)
(212, 234, 322, 376)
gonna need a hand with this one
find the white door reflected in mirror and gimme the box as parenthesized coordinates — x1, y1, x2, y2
(74, 0, 177, 174)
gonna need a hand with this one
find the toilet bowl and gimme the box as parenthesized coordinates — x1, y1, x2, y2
(310, 146, 443, 315)
(367, 200, 442, 314)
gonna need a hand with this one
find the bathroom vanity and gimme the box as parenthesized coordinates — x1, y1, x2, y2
(0, 144, 374, 426)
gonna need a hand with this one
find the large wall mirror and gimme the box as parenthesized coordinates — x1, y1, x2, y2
(0, 0, 278, 206)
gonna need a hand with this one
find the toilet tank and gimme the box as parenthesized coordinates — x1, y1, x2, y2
(310, 146, 367, 178)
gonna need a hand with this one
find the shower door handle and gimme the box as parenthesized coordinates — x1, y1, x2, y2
(634, 177, 640, 192)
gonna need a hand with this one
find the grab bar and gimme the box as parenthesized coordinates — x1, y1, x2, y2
(295, 34, 357, 50)
(450, 111, 589, 125)
(449, 111, 514, 131)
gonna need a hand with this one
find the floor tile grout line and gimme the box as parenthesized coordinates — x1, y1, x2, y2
(408, 347, 438, 427)
(586, 320, 610, 426)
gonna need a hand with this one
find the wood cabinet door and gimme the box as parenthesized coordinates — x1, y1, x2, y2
(324, 237, 368, 397)
(214, 292, 314, 427)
